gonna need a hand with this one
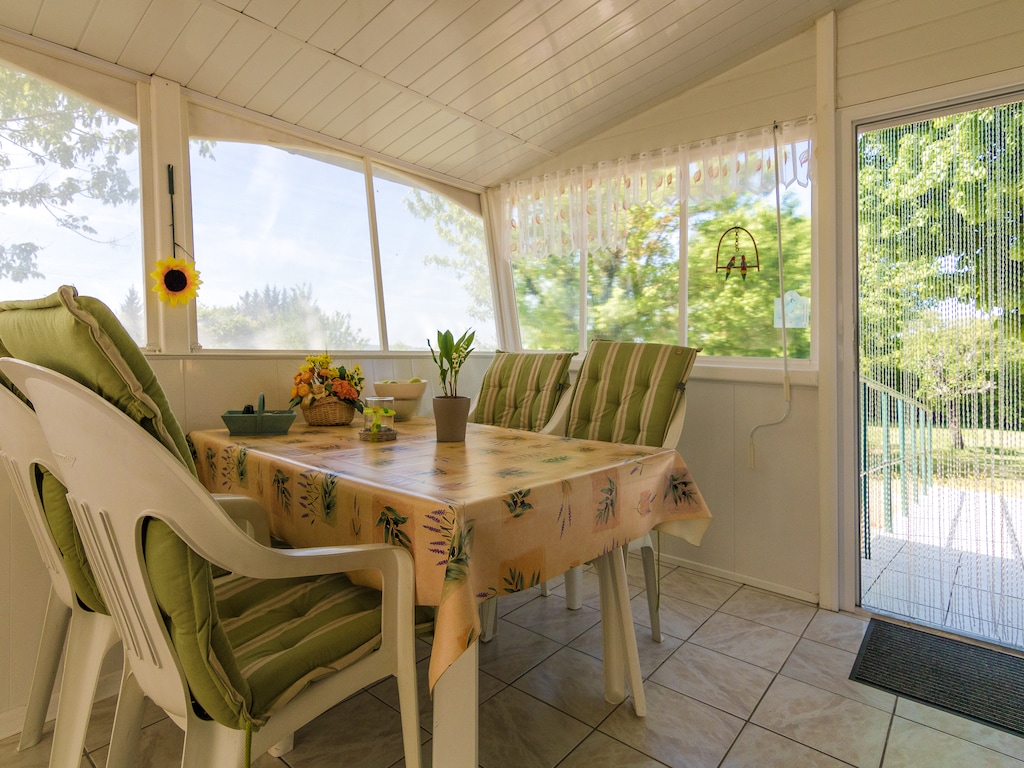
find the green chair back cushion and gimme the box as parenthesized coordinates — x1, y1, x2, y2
(472, 350, 575, 431)
(0, 285, 195, 474)
(38, 467, 107, 613)
(566, 340, 699, 447)
(0, 286, 199, 615)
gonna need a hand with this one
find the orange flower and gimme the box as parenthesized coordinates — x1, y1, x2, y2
(296, 383, 310, 398)
(332, 379, 358, 400)
(300, 370, 313, 384)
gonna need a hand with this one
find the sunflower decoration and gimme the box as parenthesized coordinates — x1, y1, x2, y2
(151, 256, 201, 306)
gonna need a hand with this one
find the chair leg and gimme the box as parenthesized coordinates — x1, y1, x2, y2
(19, 588, 71, 750)
(181, 716, 244, 768)
(268, 734, 295, 757)
(396, 647, 423, 768)
(48, 609, 119, 768)
(479, 597, 498, 642)
(106, 662, 144, 768)
(539, 581, 550, 597)
(564, 565, 584, 609)
(639, 537, 662, 642)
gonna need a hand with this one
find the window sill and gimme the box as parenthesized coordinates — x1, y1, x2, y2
(690, 358, 818, 387)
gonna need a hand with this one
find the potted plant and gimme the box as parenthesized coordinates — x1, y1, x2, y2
(428, 328, 474, 441)
(288, 353, 364, 426)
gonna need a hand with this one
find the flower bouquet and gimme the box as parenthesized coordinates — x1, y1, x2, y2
(288, 354, 364, 426)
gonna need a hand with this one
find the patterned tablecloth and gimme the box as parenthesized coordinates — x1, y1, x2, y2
(188, 420, 713, 689)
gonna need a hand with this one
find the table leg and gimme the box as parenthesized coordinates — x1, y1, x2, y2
(594, 552, 625, 704)
(432, 640, 479, 767)
(609, 546, 646, 716)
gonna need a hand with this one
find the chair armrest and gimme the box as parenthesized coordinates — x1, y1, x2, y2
(212, 494, 271, 546)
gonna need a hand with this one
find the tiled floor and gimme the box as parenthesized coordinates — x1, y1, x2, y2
(5, 559, 1024, 768)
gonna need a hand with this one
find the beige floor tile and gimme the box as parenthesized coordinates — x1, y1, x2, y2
(478, 619, 563, 683)
(599, 681, 743, 768)
(557, 731, 668, 767)
(751, 676, 890, 768)
(651, 643, 775, 719)
(284, 690, 417, 768)
(369, 657, 434, 734)
(82, 693, 168, 753)
(781, 637, 896, 711)
(630, 591, 715, 641)
(895, 699, 1024, 762)
(502, 592, 602, 644)
(882, 717, 1024, 768)
(721, 724, 850, 767)
(658, 568, 742, 610)
(478, 686, 591, 768)
(11, 574, 1024, 768)
(0, 727, 91, 768)
(496, 584, 547, 617)
(720, 587, 817, 635)
(688, 611, 800, 671)
(88, 718, 190, 768)
(803, 609, 870, 653)
(512, 647, 618, 726)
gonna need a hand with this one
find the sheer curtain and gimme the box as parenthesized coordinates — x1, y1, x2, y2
(499, 119, 814, 261)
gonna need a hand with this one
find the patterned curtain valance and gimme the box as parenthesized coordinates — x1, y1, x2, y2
(501, 119, 814, 260)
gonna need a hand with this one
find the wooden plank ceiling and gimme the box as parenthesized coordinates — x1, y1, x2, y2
(1, 0, 854, 190)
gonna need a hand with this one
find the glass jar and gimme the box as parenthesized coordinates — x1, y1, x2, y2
(362, 396, 396, 439)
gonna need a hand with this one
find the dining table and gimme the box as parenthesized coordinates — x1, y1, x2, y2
(188, 417, 712, 766)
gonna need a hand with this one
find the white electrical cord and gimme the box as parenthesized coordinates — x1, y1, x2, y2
(748, 122, 792, 468)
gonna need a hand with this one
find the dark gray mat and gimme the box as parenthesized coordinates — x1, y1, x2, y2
(850, 618, 1024, 738)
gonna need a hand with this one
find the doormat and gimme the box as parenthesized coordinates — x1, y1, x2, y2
(850, 618, 1024, 738)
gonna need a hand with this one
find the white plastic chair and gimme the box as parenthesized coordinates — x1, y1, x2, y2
(538, 340, 700, 643)
(3, 359, 422, 768)
(0, 383, 142, 768)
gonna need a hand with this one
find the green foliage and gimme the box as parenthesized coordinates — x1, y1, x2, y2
(197, 284, 368, 350)
(686, 192, 812, 358)
(857, 103, 1024, 440)
(0, 65, 139, 281)
(428, 328, 475, 397)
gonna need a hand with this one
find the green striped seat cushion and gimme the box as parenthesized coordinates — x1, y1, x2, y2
(566, 340, 700, 447)
(472, 350, 575, 431)
(145, 521, 385, 729)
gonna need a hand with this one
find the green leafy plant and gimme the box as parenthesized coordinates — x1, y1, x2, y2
(428, 328, 475, 397)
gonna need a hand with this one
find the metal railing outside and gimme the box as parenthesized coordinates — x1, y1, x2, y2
(859, 376, 934, 558)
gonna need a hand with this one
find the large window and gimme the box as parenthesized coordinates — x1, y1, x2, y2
(190, 142, 378, 350)
(0, 64, 143, 341)
(503, 124, 813, 359)
(188, 142, 496, 351)
(373, 167, 497, 350)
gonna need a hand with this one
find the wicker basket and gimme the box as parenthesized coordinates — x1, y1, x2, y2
(302, 399, 355, 426)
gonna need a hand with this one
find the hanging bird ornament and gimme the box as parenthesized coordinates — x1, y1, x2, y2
(715, 226, 760, 282)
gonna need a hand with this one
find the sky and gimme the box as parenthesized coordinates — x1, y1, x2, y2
(1, 122, 496, 351)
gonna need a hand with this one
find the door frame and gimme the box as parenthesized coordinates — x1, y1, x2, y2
(829, 67, 1024, 614)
